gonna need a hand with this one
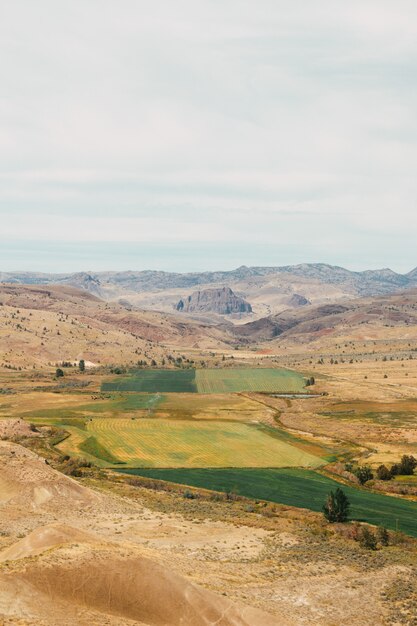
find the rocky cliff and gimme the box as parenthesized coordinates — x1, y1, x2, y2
(176, 287, 252, 315)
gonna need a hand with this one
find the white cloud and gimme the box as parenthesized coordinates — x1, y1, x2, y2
(1, 1, 417, 270)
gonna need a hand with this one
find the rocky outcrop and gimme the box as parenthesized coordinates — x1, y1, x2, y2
(176, 287, 252, 315)
(288, 293, 311, 307)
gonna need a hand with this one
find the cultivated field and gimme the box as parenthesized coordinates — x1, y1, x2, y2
(121, 467, 417, 537)
(102, 370, 197, 393)
(195, 368, 305, 393)
(57, 417, 324, 469)
(102, 367, 306, 394)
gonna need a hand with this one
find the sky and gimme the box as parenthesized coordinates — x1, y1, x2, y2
(1, 1, 417, 274)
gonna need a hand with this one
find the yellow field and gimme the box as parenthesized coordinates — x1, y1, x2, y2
(57, 417, 324, 469)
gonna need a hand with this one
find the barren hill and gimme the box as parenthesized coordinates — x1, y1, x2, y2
(234, 290, 417, 346)
(0, 284, 235, 369)
(0, 440, 281, 626)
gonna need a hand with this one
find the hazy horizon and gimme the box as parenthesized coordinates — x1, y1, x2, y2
(0, 240, 415, 276)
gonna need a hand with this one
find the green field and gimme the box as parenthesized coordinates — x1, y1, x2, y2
(102, 370, 197, 393)
(56, 418, 324, 469)
(117, 467, 417, 537)
(102, 368, 306, 394)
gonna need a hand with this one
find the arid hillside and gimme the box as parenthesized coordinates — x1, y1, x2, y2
(0, 439, 280, 626)
(235, 290, 417, 345)
(0, 284, 235, 370)
(3, 283, 417, 370)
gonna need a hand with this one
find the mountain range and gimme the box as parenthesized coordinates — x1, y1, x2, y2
(2, 263, 417, 322)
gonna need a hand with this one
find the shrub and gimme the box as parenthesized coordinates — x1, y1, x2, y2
(354, 465, 374, 485)
(376, 526, 389, 547)
(55, 368, 64, 378)
(183, 490, 197, 499)
(359, 527, 378, 550)
(60, 457, 92, 477)
(376, 464, 391, 481)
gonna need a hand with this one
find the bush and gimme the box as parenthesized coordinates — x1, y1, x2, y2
(359, 527, 378, 550)
(55, 368, 64, 378)
(354, 465, 374, 485)
(323, 488, 350, 522)
(183, 490, 197, 499)
(376, 464, 391, 481)
(376, 526, 389, 547)
(60, 457, 92, 477)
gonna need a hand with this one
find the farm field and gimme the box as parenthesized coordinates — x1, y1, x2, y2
(56, 418, 324, 469)
(101, 367, 306, 394)
(118, 467, 417, 538)
(102, 369, 197, 393)
(20, 392, 278, 427)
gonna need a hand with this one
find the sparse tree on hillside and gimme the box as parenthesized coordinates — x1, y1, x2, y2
(323, 488, 350, 523)
(79, 359, 85, 372)
(398, 455, 417, 475)
(55, 368, 64, 378)
(376, 464, 391, 481)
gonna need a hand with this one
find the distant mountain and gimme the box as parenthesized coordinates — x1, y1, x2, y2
(0, 271, 103, 296)
(2, 264, 417, 321)
(176, 287, 252, 315)
(406, 266, 417, 281)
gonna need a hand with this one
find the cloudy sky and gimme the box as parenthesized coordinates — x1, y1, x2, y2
(1, 1, 417, 273)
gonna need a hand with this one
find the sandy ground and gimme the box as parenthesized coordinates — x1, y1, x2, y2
(0, 439, 283, 626)
(0, 437, 416, 625)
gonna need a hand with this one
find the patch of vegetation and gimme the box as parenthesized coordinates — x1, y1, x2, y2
(115, 467, 417, 537)
(49, 428, 70, 446)
(195, 368, 306, 393)
(57, 418, 87, 430)
(59, 456, 93, 477)
(102, 369, 197, 393)
(79, 435, 124, 464)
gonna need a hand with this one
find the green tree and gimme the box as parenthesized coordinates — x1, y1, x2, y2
(79, 359, 85, 373)
(390, 463, 400, 477)
(398, 455, 417, 475)
(323, 488, 350, 523)
(55, 368, 64, 378)
(376, 464, 391, 481)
